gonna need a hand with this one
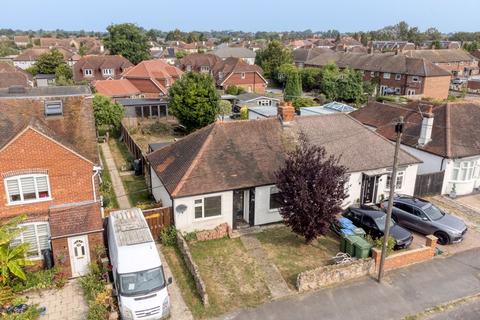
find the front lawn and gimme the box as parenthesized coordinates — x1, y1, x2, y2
(164, 237, 270, 319)
(255, 226, 340, 288)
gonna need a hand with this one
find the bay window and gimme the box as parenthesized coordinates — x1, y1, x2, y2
(10, 222, 51, 260)
(451, 161, 475, 181)
(5, 174, 51, 204)
(194, 195, 222, 219)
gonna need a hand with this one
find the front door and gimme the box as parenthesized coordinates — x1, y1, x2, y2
(232, 190, 245, 229)
(68, 235, 90, 277)
(248, 188, 255, 226)
(361, 174, 379, 204)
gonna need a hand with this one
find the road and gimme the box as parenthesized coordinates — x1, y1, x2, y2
(426, 298, 480, 320)
(226, 248, 480, 320)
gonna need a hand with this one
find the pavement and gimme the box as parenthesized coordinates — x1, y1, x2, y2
(156, 244, 194, 320)
(425, 297, 480, 320)
(25, 279, 87, 320)
(100, 142, 131, 209)
(226, 248, 480, 320)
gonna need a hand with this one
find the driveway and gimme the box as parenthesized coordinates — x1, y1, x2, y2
(455, 193, 480, 215)
(227, 248, 480, 320)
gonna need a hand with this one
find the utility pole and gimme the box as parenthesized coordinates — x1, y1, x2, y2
(378, 116, 404, 283)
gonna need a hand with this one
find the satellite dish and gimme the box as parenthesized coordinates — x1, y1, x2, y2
(176, 204, 187, 214)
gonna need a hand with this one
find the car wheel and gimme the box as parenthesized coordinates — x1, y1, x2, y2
(434, 231, 450, 245)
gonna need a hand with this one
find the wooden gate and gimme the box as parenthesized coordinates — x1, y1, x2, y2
(143, 207, 173, 239)
(414, 171, 445, 197)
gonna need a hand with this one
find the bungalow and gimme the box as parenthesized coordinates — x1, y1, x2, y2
(147, 103, 420, 233)
(0, 85, 103, 278)
(73, 55, 133, 82)
(14, 35, 30, 47)
(13, 47, 80, 70)
(213, 47, 256, 65)
(350, 100, 480, 196)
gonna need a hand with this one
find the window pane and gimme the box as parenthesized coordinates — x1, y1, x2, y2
(194, 206, 202, 219)
(20, 177, 36, 200)
(36, 176, 49, 198)
(269, 188, 282, 210)
(23, 225, 39, 257)
(6, 179, 21, 201)
(204, 196, 221, 217)
(451, 168, 459, 180)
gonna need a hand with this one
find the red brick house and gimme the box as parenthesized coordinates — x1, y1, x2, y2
(177, 54, 267, 93)
(0, 86, 103, 278)
(73, 55, 133, 82)
(121, 59, 183, 98)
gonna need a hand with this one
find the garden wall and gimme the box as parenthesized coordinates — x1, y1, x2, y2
(195, 223, 231, 241)
(371, 235, 437, 272)
(176, 233, 209, 306)
(296, 258, 374, 292)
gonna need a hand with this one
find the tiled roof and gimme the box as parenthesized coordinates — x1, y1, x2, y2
(122, 59, 183, 80)
(74, 55, 133, 81)
(14, 47, 78, 61)
(94, 79, 140, 97)
(350, 100, 480, 158)
(213, 57, 265, 85)
(148, 114, 420, 198)
(49, 201, 103, 237)
(178, 53, 221, 70)
(404, 49, 476, 63)
(213, 47, 256, 59)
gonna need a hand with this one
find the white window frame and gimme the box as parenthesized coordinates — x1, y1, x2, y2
(395, 74, 402, 80)
(193, 195, 222, 220)
(240, 72, 246, 79)
(269, 186, 282, 211)
(11, 222, 51, 260)
(44, 100, 63, 117)
(386, 170, 405, 190)
(383, 72, 391, 79)
(411, 76, 420, 82)
(84, 69, 93, 77)
(257, 99, 271, 106)
(200, 66, 210, 73)
(4, 174, 52, 205)
(370, 71, 375, 77)
(102, 68, 114, 76)
(451, 160, 476, 182)
(186, 65, 192, 72)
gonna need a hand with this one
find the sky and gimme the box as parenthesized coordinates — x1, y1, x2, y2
(1, 0, 479, 33)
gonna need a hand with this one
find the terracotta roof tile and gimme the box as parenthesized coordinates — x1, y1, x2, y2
(94, 79, 140, 97)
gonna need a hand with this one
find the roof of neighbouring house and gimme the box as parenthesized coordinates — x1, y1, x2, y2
(178, 53, 221, 69)
(293, 47, 335, 63)
(350, 100, 480, 158)
(94, 79, 141, 97)
(299, 102, 355, 116)
(122, 59, 183, 80)
(404, 49, 477, 63)
(148, 114, 420, 198)
(0, 85, 91, 98)
(74, 55, 133, 81)
(236, 92, 280, 102)
(213, 47, 256, 59)
(0, 62, 32, 88)
(49, 201, 103, 237)
(13, 47, 79, 62)
(213, 57, 265, 85)
(0, 88, 98, 163)
(248, 106, 278, 118)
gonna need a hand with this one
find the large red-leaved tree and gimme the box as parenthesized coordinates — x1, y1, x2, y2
(275, 136, 348, 243)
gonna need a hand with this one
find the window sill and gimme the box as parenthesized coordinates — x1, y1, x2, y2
(194, 214, 223, 221)
(268, 208, 280, 213)
(7, 197, 53, 206)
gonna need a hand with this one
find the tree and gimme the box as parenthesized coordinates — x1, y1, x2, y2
(292, 97, 316, 110)
(275, 136, 348, 242)
(168, 73, 219, 132)
(218, 100, 232, 120)
(225, 85, 246, 95)
(337, 68, 364, 103)
(277, 63, 298, 85)
(175, 51, 188, 59)
(28, 49, 66, 75)
(92, 94, 125, 130)
(104, 23, 150, 65)
(255, 41, 293, 81)
(320, 63, 340, 100)
(55, 63, 74, 85)
(284, 69, 302, 102)
(240, 106, 248, 120)
(300, 67, 322, 92)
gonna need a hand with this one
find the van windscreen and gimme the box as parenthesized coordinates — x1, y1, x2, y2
(119, 267, 165, 296)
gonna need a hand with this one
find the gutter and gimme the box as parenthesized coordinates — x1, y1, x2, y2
(92, 165, 102, 202)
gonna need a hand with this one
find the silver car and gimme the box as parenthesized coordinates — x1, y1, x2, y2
(382, 196, 467, 245)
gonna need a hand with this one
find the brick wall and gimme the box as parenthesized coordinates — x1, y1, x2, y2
(195, 223, 231, 241)
(372, 235, 437, 272)
(423, 76, 451, 100)
(223, 72, 266, 93)
(0, 128, 95, 219)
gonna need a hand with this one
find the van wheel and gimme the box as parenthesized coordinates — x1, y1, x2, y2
(434, 231, 449, 245)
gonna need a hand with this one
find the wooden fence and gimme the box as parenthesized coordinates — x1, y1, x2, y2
(120, 122, 146, 174)
(414, 171, 445, 197)
(143, 207, 173, 239)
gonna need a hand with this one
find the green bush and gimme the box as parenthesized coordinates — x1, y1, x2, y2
(1, 305, 41, 320)
(225, 85, 246, 95)
(87, 301, 108, 320)
(240, 106, 248, 120)
(79, 263, 106, 302)
(10, 268, 62, 293)
(160, 226, 178, 247)
(367, 235, 396, 256)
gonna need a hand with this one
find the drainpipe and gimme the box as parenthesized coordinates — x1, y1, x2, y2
(92, 165, 102, 202)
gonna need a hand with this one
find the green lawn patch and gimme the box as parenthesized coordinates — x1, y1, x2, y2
(122, 175, 154, 207)
(255, 226, 340, 288)
(99, 148, 119, 209)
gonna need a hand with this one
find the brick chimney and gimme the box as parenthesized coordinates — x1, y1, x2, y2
(278, 101, 295, 123)
(418, 105, 434, 146)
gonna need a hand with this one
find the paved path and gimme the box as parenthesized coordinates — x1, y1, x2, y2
(25, 279, 87, 320)
(100, 142, 131, 209)
(240, 235, 292, 299)
(156, 244, 194, 320)
(228, 248, 480, 320)
(426, 297, 480, 320)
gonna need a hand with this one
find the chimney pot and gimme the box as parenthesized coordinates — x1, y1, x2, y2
(278, 101, 295, 123)
(418, 104, 434, 146)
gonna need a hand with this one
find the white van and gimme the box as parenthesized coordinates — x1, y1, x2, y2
(108, 208, 171, 320)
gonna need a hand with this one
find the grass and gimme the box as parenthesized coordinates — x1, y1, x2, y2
(255, 226, 340, 288)
(164, 238, 270, 319)
(108, 138, 133, 171)
(99, 148, 119, 209)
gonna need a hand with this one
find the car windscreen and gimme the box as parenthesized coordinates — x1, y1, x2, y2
(119, 267, 165, 297)
(423, 204, 445, 221)
(374, 214, 395, 232)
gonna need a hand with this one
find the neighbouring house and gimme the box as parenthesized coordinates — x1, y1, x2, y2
(147, 103, 420, 233)
(213, 57, 267, 93)
(213, 47, 256, 65)
(116, 98, 170, 126)
(305, 51, 452, 100)
(13, 47, 80, 70)
(313, 38, 335, 49)
(157, 47, 178, 65)
(121, 59, 183, 98)
(235, 92, 280, 109)
(300, 102, 355, 116)
(403, 49, 479, 77)
(0, 62, 33, 88)
(177, 53, 221, 74)
(350, 100, 480, 196)
(73, 55, 133, 82)
(14, 35, 30, 47)
(293, 47, 335, 68)
(0, 85, 104, 278)
(421, 41, 461, 50)
(369, 41, 416, 53)
(34, 74, 56, 87)
(333, 37, 365, 52)
(94, 79, 142, 99)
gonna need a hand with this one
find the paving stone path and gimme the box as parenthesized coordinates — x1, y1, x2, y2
(100, 142, 131, 209)
(25, 279, 87, 320)
(240, 235, 293, 299)
(433, 195, 480, 227)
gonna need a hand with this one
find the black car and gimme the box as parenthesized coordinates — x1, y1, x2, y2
(343, 206, 413, 249)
